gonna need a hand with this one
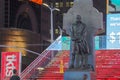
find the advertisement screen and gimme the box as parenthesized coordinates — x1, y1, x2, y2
(106, 14, 120, 49)
(1, 52, 21, 80)
(111, 0, 120, 10)
(95, 36, 106, 50)
(108, 0, 120, 13)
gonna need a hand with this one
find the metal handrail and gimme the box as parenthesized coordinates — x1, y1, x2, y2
(20, 50, 51, 79)
(20, 36, 62, 80)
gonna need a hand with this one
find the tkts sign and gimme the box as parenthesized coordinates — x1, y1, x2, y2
(1, 52, 21, 80)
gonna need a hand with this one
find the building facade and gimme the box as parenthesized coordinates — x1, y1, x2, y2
(0, 0, 74, 71)
(0, 0, 106, 71)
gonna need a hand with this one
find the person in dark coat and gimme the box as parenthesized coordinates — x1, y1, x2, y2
(10, 69, 20, 80)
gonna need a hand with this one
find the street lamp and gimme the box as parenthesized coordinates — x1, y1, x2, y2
(42, 3, 60, 43)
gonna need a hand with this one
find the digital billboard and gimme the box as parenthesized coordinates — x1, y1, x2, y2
(95, 36, 106, 50)
(106, 14, 120, 49)
(108, 0, 120, 13)
(106, 0, 120, 49)
(111, 0, 120, 10)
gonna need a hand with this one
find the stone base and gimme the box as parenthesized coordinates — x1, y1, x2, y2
(64, 70, 95, 80)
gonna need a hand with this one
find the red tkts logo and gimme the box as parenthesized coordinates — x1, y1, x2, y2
(6, 54, 17, 76)
(1, 52, 21, 80)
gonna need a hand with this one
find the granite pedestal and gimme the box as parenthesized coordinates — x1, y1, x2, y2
(64, 70, 95, 80)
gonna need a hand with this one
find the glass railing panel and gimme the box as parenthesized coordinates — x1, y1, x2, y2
(20, 36, 62, 80)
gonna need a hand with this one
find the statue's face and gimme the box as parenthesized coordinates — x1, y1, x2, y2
(76, 15, 81, 22)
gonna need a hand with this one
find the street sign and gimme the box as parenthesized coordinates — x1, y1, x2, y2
(1, 52, 21, 80)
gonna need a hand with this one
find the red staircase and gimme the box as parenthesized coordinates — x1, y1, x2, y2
(20, 50, 59, 80)
(17, 35, 120, 80)
(36, 50, 69, 80)
(96, 50, 120, 80)
(19, 36, 69, 80)
(36, 50, 120, 80)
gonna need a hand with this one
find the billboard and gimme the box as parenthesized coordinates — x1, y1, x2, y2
(106, 14, 120, 49)
(1, 52, 21, 80)
(108, 0, 120, 13)
(95, 36, 106, 50)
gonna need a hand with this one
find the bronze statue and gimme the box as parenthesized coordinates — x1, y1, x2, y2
(69, 15, 89, 69)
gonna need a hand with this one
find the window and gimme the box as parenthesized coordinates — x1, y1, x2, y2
(60, 2, 63, 7)
(66, 2, 69, 7)
(55, 2, 59, 8)
(70, 2, 74, 7)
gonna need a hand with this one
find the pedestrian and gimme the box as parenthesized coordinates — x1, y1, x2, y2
(10, 69, 20, 80)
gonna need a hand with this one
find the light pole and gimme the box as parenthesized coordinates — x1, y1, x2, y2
(42, 3, 60, 43)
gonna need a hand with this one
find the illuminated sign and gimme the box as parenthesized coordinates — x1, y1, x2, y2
(106, 14, 120, 49)
(95, 36, 99, 50)
(95, 36, 106, 50)
(1, 52, 21, 80)
(30, 0, 42, 5)
(62, 36, 70, 50)
(111, 0, 120, 6)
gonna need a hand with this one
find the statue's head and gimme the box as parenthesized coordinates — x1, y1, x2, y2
(76, 15, 82, 23)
